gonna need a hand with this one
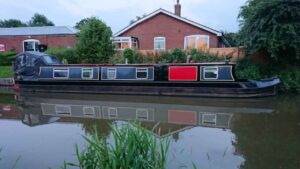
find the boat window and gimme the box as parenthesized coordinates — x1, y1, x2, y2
(136, 68, 148, 79)
(55, 105, 71, 116)
(203, 67, 218, 79)
(82, 68, 93, 79)
(136, 109, 149, 120)
(108, 107, 117, 119)
(202, 114, 217, 125)
(107, 68, 116, 79)
(83, 106, 95, 116)
(53, 68, 69, 78)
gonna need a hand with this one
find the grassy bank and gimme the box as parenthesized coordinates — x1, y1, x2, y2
(0, 66, 13, 78)
(63, 122, 170, 169)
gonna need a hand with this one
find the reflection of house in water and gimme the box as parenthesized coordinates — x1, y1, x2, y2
(14, 93, 275, 138)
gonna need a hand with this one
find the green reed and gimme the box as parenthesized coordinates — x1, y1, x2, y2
(63, 121, 170, 169)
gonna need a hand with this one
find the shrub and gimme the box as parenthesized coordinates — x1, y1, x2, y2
(136, 51, 162, 64)
(63, 121, 170, 169)
(123, 48, 137, 63)
(0, 52, 16, 66)
(161, 48, 186, 63)
(45, 47, 79, 64)
(108, 53, 125, 64)
(189, 49, 224, 63)
(235, 58, 262, 80)
(76, 17, 113, 64)
(277, 66, 300, 93)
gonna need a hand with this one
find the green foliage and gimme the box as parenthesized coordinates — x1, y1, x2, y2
(136, 51, 161, 64)
(0, 19, 27, 27)
(75, 18, 94, 30)
(0, 52, 16, 66)
(123, 48, 137, 63)
(239, 0, 300, 64)
(45, 48, 79, 64)
(108, 53, 125, 64)
(277, 67, 300, 93)
(28, 13, 54, 26)
(189, 49, 224, 63)
(235, 58, 262, 80)
(76, 17, 113, 64)
(161, 48, 186, 63)
(0, 66, 13, 78)
(63, 121, 170, 169)
(223, 32, 239, 47)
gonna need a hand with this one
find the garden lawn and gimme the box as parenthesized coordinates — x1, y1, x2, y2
(0, 66, 13, 78)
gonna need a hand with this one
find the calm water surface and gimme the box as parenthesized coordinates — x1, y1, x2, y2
(0, 87, 299, 169)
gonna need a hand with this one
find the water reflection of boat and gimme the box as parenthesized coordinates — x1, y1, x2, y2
(16, 93, 275, 133)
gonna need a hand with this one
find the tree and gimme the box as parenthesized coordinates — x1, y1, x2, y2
(223, 32, 239, 47)
(76, 17, 113, 63)
(239, 0, 300, 64)
(28, 13, 54, 26)
(75, 18, 93, 30)
(0, 19, 27, 27)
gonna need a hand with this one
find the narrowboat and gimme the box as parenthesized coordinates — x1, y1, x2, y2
(13, 51, 280, 98)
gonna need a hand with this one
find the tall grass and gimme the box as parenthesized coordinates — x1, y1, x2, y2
(63, 121, 170, 169)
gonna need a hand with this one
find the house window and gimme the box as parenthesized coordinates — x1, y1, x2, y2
(154, 37, 165, 50)
(136, 68, 148, 79)
(203, 67, 218, 80)
(184, 35, 209, 50)
(113, 37, 138, 50)
(53, 68, 69, 79)
(82, 68, 93, 79)
(107, 68, 117, 79)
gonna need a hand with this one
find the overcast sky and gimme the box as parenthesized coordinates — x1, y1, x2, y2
(0, 0, 247, 34)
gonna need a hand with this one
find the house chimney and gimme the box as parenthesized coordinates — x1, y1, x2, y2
(175, 0, 181, 17)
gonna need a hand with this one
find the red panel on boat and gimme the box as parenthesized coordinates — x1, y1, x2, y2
(168, 110, 197, 125)
(169, 66, 197, 81)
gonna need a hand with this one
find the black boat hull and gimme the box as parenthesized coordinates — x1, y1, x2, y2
(15, 78, 280, 98)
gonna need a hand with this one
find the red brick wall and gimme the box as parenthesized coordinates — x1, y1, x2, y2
(0, 35, 77, 53)
(119, 13, 219, 50)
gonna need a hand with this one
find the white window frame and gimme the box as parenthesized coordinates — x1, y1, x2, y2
(113, 37, 138, 50)
(55, 105, 71, 116)
(82, 68, 93, 79)
(202, 113, 217, 126)
(184, 35, 210, 50)
(53, 68, 69, 79)
(136, 108, 149, 120)
(154, 37, 166, 50)
(83, 106, 95, 117)
(107, 68, 117, 79)
(108, 107, 118, 119)
(203, 66, 218, 80)
(136, 68, 148, 79)
(23, 39, 40, 52)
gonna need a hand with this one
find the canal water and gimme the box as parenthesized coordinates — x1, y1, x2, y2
(0, 87, 299, 169)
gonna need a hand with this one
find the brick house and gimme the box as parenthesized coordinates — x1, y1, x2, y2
(113, 0, 229, 51)
(0, 26, 78, 53)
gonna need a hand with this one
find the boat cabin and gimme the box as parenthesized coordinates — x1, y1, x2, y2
(14, 52, 235, 82)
